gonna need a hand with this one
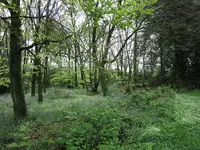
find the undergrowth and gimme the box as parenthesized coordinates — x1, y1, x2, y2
(0, 87, 200, 150)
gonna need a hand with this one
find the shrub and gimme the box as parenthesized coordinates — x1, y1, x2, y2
(118, 86, 176, 148)
(45, 88, 71, 100)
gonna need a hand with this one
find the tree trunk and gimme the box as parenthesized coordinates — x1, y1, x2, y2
(99, 64, 108, 96)
(37, 59, 43, 103)
(74, 40, 78, 88)
(9, 0, 27, 119)
(159, 37, 165, 78)
(35, 46, 43, 103)
(142, 54, 146, 81)
(174, 49, 186, 88)
(133, 22, 138, 84)
(31, 59, 36, 96)
(91, 24, 99, 93)
(100, 25, 115, 96)
(116, 61, 121, 77)
(43, 56, 48, 93)
(120, 54, 124, 78)
(78, 44, 85, 89)
(89, 48, 93, 91)
(22, 49, 27, 75)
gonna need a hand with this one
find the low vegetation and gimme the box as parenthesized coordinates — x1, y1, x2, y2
(1, 86, 200, 150)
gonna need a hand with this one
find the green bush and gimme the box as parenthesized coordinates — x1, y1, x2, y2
(55, 103, 121, 150)
(51, 68, 74, 87)
(45, 88, 71, 100)
(118, 86, 176, 148)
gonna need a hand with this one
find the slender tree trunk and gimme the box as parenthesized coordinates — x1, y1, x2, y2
(159, 40, 165, 78)
(22, 50, 28, 93)
(35, 46, 43, 103)
(120, 54, 123, 78)
(22, 36, 29, 93)
(99, 63, 108, 96)
(43, 56, 48, 93)
(133, 21, 138, 84)
(89, 48, 93, 91)
(68, 50, 71, 75)
(78, 44, 85, 89)
(37, 59, 43, 103)
(74, 39, 78, 88)
(5, 29, 9, 59)
(116, 61, 121, 77)
(127, 52, 132, 84)
(22, 45, 27, 75)
(31, 59, 36, 96)
(92, 67, 98, 92)
(124, 66, 127, 77)
(9, 0, 27, 119)
(74, 60, 78, 88)
(150, 51, 154, 76)
(142, 54, 146, 81)
(80, 69, 85, 88)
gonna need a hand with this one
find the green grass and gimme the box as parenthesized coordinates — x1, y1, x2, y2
(0, 87, 200, 150)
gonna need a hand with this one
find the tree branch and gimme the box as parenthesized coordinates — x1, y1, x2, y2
(107, 17, 147, 64)
(20, 35, 72, 51)
(26, 49, 47, 69)
(0, 15, 47, 20)
(20, 43, 37, 51)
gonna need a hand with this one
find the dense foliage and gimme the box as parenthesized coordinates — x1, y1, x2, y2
(148, 0, 200, 88)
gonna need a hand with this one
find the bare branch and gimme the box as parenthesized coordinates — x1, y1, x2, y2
(107, 17, 147, 64)
(20, 35, 72, 51)
(26, 49, 47, 69)
(20, 43, 37, 51)
(0, 15, 47, 20)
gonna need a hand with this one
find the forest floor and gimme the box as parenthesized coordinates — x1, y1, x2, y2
(0, 86, 200, 150)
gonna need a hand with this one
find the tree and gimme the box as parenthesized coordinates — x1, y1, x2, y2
(0, 0, 27, 119)
(77, 0, 157, 95)
(0, 0, 66, 119)
(148, 0, 200, 88)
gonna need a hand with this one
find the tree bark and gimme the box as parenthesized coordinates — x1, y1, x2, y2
(99, 64, 108, 96)
(9, 0, 27, 119)
(100, 26, 115, 96)
(91, 23, 99, 93)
